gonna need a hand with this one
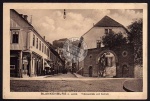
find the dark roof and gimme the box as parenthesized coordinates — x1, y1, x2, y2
(47, 42, 64, 63)
(53, 38, 68, 48)
(82, 15, 129, 37)
(94, 16, 124, 27)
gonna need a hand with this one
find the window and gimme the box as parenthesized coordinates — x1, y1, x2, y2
(96, 40, 101, 48)
(36, 38, 38, 49)
(45, 46, 46, 54)
(109, 29, 112, 33)
(105, 29, 108, 34)
(47, 48, 49, 56)
(42, 43, 44, 52)
(39, 41, 41, 51)
(12, 30, 19, 43)
(105, 29, 112, 34)
(33, 34, 35, 46)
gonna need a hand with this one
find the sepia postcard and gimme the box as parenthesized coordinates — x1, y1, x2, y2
(3, 3, 147, 99)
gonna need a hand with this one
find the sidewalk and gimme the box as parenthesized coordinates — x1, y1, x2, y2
(73, 73, 84, 78)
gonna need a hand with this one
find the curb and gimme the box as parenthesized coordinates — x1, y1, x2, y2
(73, 73, 83, 78)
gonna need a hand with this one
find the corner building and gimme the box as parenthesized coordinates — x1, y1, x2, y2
(10, 9, 51, 77)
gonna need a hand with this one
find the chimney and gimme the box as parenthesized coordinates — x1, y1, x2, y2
(24, 15, 28, 21)
(43, 36, 45, 40)
(19, 14, 23, 17)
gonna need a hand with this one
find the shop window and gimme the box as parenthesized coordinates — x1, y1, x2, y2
(12, 30, 19, 43)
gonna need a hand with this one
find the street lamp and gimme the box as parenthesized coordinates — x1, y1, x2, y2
(64, 9, 66, 19)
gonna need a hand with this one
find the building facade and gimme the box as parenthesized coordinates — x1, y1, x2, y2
(82, 16, 128, 49)
(78, 45, 134, 78)
(47, 42, 65, 74)
(10, 9, 51, 77)
(77, 16, 134, 78)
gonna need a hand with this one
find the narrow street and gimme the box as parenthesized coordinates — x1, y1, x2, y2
(10, 72, 131, 92)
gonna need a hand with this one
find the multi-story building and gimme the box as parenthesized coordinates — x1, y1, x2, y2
(47, 42, 65, 73)
(10, 9, 51, 77)
(53, 38, 67, 69)
(83, 15, 128, 49)
(78, 16, 134, 78)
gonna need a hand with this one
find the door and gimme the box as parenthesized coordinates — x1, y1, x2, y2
(89, 66, 93, 77)
(10, 57, 18, 77)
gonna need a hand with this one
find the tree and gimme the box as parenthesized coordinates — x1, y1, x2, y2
(102, 31, 127, 48)
(127, 18, 143, 66)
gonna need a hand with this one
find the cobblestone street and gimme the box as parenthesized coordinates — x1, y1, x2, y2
(10, 72, 130, 92)
(44, 72, 76, 78)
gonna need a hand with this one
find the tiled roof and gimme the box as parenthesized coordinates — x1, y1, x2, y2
(94, 15, 124, 27)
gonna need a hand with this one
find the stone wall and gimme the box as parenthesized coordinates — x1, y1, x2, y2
(134, 65, 143, 78)
(79, 44, 134, 78)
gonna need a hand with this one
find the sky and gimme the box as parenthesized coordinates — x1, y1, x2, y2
(16, 9, 143, 43)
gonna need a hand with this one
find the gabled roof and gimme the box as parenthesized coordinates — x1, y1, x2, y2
(94, 15, 124, 27)
(82, 15, 129, 37)
(11, 9, 50, 47)
(47, 42, 64, 63)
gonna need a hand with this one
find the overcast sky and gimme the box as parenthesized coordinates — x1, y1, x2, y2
(16, 9, 143, 43)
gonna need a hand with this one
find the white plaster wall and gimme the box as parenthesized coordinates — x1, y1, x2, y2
(83, 27, 127, 49)
(29, 31, 50, 59)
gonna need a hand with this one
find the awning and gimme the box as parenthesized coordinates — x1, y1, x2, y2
(44, 61, 51, 68)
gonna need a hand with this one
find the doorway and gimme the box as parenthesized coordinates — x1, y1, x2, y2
(89, 66, 93, 77)
(98, 51, 117, 77)
(122, 64, 129, 77)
